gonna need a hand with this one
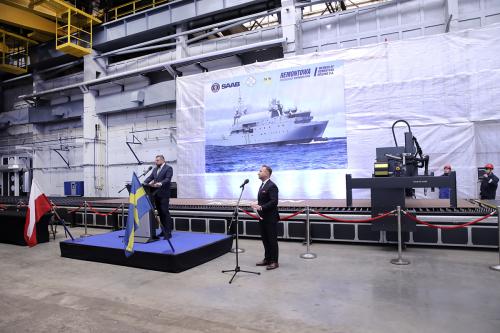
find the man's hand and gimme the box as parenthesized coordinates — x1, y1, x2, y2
(251, 203, 262, 211)
(484, 174, 489, 178)
(152, 182, 162, 188)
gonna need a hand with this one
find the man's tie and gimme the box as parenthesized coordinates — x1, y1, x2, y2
(155, 166, 161, 181)
(259, 182, 265, 191)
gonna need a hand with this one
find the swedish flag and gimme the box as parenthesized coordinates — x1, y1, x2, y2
(124, 172, 153, 257)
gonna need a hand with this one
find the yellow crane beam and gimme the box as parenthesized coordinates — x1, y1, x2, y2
(0, 0, 101, 62)
(0, 2, 56, 34)
(4, 0, 58, 20)
(27, 31, 53, 42)
(45, 0, 101, 24)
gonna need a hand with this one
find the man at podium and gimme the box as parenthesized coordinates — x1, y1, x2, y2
(144, 154, 173, 239)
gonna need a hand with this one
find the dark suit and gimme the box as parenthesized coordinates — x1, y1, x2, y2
(144, 164, 173, 236)
(257, 179, 280, 263)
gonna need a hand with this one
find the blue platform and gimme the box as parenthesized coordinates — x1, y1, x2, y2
(60, 230, 233, 273)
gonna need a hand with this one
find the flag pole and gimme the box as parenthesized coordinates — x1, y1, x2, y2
(50, 203, 75, 241)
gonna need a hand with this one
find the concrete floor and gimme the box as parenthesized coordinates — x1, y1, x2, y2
(0, 228, 499, 333)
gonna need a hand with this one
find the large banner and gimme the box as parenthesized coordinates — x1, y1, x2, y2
(205, 61, 346, 173)
(177, 24, 500, 200)
(176, 58, 348, 199)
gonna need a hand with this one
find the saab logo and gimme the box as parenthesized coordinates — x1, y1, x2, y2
(211, 83, 220, 93)
(221, 82, 240, 89)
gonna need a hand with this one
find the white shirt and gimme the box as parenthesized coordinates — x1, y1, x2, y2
(157, 163, 165, 173)
(261, 178, 270, 188)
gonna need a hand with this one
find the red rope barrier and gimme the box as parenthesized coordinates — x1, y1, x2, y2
(279, 209, 305, 221)
(0, 203, 6, 210)
(86, 202, 120, 216)
(403, 211, 496, 230)
(238, 208, 262, 220)
(239, 208, 306, 221)
(311, 210, 395, 223)
(66, 204, 84, 214)
(50, 202, 80, 214)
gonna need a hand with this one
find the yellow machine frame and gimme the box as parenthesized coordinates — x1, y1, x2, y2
(0, 29, 37, 75)
(51, 0, 101, 57)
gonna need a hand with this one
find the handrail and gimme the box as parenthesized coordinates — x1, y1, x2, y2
(19, 37, 285, 99)
(106, 0, 170, 22)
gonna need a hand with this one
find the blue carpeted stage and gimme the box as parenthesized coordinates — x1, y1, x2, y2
(60, 230, 233, 272)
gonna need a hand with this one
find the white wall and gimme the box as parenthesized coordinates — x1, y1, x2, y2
(105, 105, 177, 196)
(32, 120, 84, 196)
(26, 104, 176, 197)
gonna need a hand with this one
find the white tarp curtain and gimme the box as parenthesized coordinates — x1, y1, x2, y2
(177, 23, 500, 200)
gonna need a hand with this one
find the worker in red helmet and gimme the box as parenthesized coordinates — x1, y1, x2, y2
(439, 164, 452, 199)
(480, 163, 499, 200)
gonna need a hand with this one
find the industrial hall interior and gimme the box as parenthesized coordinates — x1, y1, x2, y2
(1, 0, 500, 332)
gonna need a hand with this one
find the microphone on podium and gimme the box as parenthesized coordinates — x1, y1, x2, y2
(118, 166, 154, 193)
(139, 166, 153, 178)
(240, 179, 249, 188)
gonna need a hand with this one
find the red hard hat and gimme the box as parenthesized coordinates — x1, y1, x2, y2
(485, 163, 494, 169)
(444, 164, 451, 169)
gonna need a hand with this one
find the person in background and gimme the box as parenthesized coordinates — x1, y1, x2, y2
(439, 164, 452, 199)
(480, 163, 499, 200)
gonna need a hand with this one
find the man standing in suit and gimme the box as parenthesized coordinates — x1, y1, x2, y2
(144, 155, 173, 239)
(252, 165, 280, 270)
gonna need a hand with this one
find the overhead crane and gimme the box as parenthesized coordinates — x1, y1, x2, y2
(0, 0, 101, 74)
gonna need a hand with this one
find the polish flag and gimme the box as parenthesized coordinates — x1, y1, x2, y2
(24, 182, 52, 247)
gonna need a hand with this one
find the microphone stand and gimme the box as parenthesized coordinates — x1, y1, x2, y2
(118, 168, 151, 193)
(222, 183, 260, 284)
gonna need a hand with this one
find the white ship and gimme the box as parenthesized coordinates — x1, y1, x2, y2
(210, 98, 329, 146)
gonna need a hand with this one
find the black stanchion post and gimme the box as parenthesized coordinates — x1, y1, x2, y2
(300, 206, 317, 259)
(490, 206, 500, 272)
(81, 201, 92, 237)
(391, 206, 410, 265)
(121, 203, 125, 230)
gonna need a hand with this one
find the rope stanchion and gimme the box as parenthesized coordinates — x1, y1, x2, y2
(390, 206, 410, 266)
(16, 200, 27, 210)
(311, 210, 395, 223)
(403, 210, 496, 230)
(490, 206, 500, 272)
(81, 201, 92, 237)
(300, 206, 317, 259)
(120, 203, 125, 230)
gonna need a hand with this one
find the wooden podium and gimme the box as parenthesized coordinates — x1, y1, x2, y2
(125, 183, 158, 243)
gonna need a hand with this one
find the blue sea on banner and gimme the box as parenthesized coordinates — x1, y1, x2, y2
(206, 137, 347, 173)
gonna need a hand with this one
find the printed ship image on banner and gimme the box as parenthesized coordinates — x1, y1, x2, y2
(209, 97, 329, 146)
(204, 60, 346, 173)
